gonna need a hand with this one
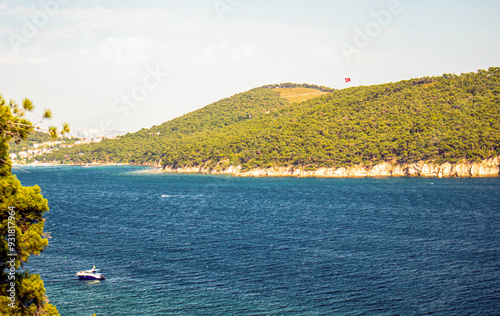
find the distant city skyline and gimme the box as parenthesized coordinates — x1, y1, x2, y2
(1, 0, 499, 132)
(67, 127, 127, 139)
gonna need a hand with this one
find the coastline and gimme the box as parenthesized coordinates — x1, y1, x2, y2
(12, 162, 128, 167)
(152, 156, 500, 178)
(16, 156, 500, 178)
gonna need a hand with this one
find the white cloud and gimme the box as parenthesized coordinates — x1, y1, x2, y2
(0, 2, 37, 18)
(60, 6, 180, 33)
(90, 37, 169, 66)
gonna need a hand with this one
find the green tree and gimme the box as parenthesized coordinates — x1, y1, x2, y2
(1, 94, 67, 315)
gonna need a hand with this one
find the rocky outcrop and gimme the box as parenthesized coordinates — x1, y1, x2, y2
(161, 156, 500, 178)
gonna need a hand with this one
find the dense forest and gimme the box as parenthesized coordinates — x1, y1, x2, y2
(44, 68, 500, 171)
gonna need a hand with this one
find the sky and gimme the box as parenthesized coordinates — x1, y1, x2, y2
(0, 0, 499, 132)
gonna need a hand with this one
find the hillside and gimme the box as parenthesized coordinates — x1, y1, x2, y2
(273, 87, 328, 104)
(44, 87, 293, 164)
(8, 131, 54, 153)
(43, 68, 500, 176)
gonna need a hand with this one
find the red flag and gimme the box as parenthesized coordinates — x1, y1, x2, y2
(345, 78, 351, 83)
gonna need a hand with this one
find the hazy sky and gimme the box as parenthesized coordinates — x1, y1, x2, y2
(1, 0, 499, 132)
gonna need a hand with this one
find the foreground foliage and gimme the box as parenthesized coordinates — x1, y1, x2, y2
(45, 68, 500, 170)
(1, 94, 61, 315)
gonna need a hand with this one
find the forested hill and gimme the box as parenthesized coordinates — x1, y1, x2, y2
(44, 68, 500, 170)
(44, 87, 291, 164)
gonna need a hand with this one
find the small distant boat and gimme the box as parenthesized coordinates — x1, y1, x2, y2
(76, 266, 105, 280)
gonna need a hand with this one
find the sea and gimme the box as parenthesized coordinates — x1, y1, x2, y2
(13, 166, 500, 315)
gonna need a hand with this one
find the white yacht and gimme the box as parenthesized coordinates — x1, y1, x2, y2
(76, 266, 106, 280)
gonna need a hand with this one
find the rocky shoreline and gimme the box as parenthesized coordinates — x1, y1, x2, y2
(160, 156, 500, 178)
(19, 157, 500, 178)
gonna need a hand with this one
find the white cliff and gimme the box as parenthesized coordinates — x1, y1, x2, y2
(161, 156, 500, 178)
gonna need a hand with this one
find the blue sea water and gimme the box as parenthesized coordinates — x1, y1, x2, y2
(13, 166, 500, 315)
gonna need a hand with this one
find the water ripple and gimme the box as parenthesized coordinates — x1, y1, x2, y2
(15, 166, 500, 316)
